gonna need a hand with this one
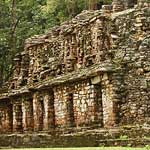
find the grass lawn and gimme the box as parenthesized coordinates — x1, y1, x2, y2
(2, 147, 149, 150)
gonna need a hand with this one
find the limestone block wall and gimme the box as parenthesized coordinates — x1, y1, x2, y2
(54, 80, 101, 127)
(54, 86, 70, 127)
(122, 37, 150, 125)
(73, 80, 102, 127)
(112, 7, 150, 125)
(54, 75, 121, 128)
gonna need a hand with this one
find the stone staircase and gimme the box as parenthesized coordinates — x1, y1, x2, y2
(0, 126, 149, 148)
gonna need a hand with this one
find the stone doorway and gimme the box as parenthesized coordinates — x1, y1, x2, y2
(66, 93, 75, 127)
(8, 103, 13, 132)
(39, 99, 44, 131)
(0, 101, 13, 133)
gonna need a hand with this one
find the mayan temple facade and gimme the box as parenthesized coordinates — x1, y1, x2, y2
(0, 0, 149, 147)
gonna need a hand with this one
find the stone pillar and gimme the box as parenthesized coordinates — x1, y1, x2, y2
(112, 0, 124, 12)
(33, 92, 44, 131)
(22, 95, 33, 132)
(102, 73, 122, 127)
(66, 93, 75, 127)
(43, 90, 55, 131)
(13, 101, 23, 133)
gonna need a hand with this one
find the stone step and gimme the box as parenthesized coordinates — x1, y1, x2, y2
(97, 138, 150, 147)
(0, 130, 149, 148)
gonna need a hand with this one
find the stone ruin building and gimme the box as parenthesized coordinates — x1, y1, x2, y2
(0, 0, 149, 148)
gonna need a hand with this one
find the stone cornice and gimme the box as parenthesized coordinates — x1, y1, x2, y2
(0, 62, 117, 100)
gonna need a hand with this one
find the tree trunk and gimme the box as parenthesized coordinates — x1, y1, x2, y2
(88, 0, 98, 10)
(10, 0, 17, 53)
(66, 0, 78, 18)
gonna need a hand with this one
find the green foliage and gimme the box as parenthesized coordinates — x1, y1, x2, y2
(0, 0, 12, 84)
(145, 145, 150, 150)
(119, 135, 129, 140)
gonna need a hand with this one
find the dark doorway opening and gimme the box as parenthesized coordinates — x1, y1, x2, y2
(39, 100, 44, 131)
(15, 104, 23, 132)
(66, 93, 75, 127)
(94, 84, 103, 127)
(8, 103, 13, 132)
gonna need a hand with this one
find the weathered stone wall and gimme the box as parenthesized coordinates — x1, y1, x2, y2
(9, 10, 114, 88)
(54, 80, 103, 127)
(0, 0, 149, 142)
(73, 80, 100, 127)
(111, 6, 150, 125)
(53, 73, 123, 128)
